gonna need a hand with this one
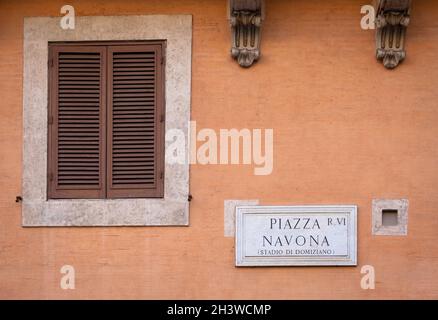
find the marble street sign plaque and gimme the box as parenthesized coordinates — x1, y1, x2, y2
(235, 206, 357, 266)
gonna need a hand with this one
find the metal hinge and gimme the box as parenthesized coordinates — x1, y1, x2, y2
(48, 115, 54, 125)
(160, 171, 164, 179)
(160, 114, 165, 123)
(49, 58, 54, 68)
(161, 54, 165, 65)
(49, 172, 54, 181)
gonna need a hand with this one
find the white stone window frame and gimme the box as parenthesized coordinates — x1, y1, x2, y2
(22, 15, 192, 226)
(372, 199, 409, 236)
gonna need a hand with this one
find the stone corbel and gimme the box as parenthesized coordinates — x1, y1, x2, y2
(375, 0, 412, 69)
(228, 0, 265, 67)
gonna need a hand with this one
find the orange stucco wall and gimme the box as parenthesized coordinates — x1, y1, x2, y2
(1, 0, 438, 299)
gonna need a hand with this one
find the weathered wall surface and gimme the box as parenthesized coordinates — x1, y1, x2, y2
(1, 0, 438, 299)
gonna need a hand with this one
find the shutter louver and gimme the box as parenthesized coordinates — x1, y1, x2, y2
(107, 45, 164, 198)
(48, 42, 165, 200)
(48, 46, 106, 199)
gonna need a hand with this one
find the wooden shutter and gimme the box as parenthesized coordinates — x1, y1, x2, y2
(106, 44, 165, 198)
(48, 45, 106, 199)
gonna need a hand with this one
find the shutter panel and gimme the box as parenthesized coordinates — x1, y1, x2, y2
(48, 45, 106, 199)
(107, 44, 165, 198)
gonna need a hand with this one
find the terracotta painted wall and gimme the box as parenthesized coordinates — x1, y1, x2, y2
(1, 0, 438, 299)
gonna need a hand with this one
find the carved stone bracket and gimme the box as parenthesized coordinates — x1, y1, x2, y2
(375, 0, 412, 69)
(228, 0, 265, 68)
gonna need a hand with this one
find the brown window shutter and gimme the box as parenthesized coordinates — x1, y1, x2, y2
(48, 45, 107, 199)
(106, 44, 165, 198)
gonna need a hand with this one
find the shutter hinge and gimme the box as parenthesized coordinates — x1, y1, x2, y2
(161, 54, 165, 65)
(48, 115, 54, 125)
(49, 58, 54, 68)
(49, 172, 53, 181)
(160, 114, 165, 123)
(160, 171, 164, 180)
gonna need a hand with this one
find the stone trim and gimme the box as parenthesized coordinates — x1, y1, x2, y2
(224, 199, 259, 237)
(372, 199, 409, 236)
(22, 15, 192, 226)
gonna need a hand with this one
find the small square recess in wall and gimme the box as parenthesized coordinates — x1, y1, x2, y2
(372, 199, 409, 236)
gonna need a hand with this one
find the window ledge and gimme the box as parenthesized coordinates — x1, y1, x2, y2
(23, 198, 188, 226)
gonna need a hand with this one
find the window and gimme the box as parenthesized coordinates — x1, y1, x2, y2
(23, 15, 191, 226)
(372, 199, 409, 236)
(47, 41, 165, 199)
